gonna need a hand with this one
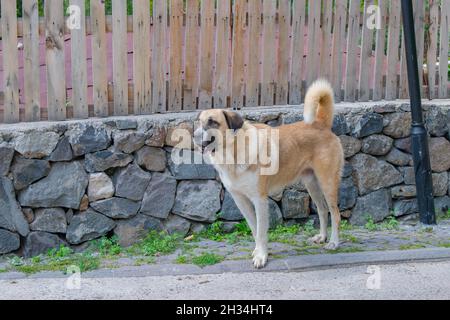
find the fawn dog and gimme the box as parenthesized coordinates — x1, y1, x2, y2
(193, 80, 344, 268)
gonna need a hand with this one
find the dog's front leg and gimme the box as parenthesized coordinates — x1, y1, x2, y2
(252, 198, 269, 269)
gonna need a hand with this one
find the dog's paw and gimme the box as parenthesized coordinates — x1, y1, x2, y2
(252, 249, 268, 269)
(309, 234, 327, 244)
(324, 241, 339, 251)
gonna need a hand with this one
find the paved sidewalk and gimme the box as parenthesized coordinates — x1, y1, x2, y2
(1, 259, 450, 300)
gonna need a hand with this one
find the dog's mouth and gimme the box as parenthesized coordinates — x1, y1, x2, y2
(201, 136, 216, 153)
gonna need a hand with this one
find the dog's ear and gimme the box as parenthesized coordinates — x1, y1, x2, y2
(223, 110, 244, 131)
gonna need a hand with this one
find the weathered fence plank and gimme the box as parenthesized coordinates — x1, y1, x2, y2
(45, 0, 66, 121)
(385, 0, 401, 100)
(305, 0, 321, 87)
(373, 0, 388, 101)
(331, 0, 347, 102)
(112, 0, 129, 116)
(427, 0, 439, 99)
(320, 0, 333, 80)
(358, 0, 375, 102)
(231, 0, 247, 109)
(344, 0, 361, 102)
(246, 0, 262, 107)
(91, 0, 109, 117)
(133, 0, 152, 115)
(184, 0, 200, 111)
(261, 0, 276, 106)
(438, 1, 449, 98)
(275, 0, 290, 105)
(152, 0, 168, 113)
(214, 0, 231, 108)
(290, 0, 306, 105)
(70, 0, 88, 119)
(198, 0, 215, 109)
(22, 0, 41, 122)
(169, 0, 184, 112)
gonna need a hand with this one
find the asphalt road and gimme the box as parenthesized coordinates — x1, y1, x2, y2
(1, 260, 449, 300)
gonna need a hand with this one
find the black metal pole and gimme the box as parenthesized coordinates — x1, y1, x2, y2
(401, 0, 436, 225)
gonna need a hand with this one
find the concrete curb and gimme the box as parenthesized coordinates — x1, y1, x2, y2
(1, 247, 450, 280)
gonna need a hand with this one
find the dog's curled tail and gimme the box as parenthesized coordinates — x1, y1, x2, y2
(303, 79, 335, 129)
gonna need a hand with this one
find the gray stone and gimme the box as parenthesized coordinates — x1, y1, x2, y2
(30, 208, 67, 233)
(339, 136, 362, 158)
(173, 180, 222, 222)
(394, 137, 412, 154)
(352, 113, 384, 138)
(114, 214, 163, 247)
(0, 145, 14, 176)
(145, 126, 167, 147)
(68, 125, 111, 157)
(222, 222, 239, 234)
(22, 208, 34, 224)
(350, 190, 392, 225)
(84, 150, 133, 173)
(115, 119, 138, 130)
(48, 136, 73, 162)
(339, 177, 358, 210)
(88, 173, 115, 202)
(434, 196, 450, 215)
(391, 185, 417, 198)
(393, 199, 418, 217)
(66, 209, 74, 224)
(350, 154, 403, 195)
(425, 108, 448, 137)
(429, 138, 450, 172)
(220, 192, 244, 221)
(11, 158, 51, 190)
(282, 113, 303, 125)
(281, 190, 310, 219)
(190, 222, 208, 234)
(168, 149, 216, 180)
(400, 167, 415, 185)
(342, 162, 353, 178)
(0, 177, 30, 236)
(269, 199, 283, 229)
(91, 198, 140, 219)
(385, 148, 412, 166)
(14, 131, 60, 159)
(66, 209, 116, 244)
(361, 135, 393, 156)
(140, 173, 177, 219)
(164, 215, 191, 237)
(332, 114, 350, 136)
(113, 131, 146, 154)
(18, 162, 88, 210)
(136, 146, 167, 172)
(0, 229, 20, 254)
(114, 164, 152, 201)
(433, 172, 448, 197)
(22, 232, 67, 258)
(383, 112, 412, 138)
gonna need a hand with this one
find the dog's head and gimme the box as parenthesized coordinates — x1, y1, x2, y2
(194, 109, 244, 152)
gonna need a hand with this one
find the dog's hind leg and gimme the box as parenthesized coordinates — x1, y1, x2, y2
(252, 197, 269, 268)
(231, 193, 257, 237)
(313, 168, 342, 250)
(303, 174, 329, 244)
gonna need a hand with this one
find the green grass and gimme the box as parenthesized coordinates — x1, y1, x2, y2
(128, 231, 182, 257)
(364, 216, 399, 231)
(198, 221, 252, 244)
(269, 224, 301, 244)
(93, 236, 122, 257)
(399, 243, 427, 250)
(191, 253, 224, 268)
(438, 242, 450, 248)
(437, 209, 450, 222)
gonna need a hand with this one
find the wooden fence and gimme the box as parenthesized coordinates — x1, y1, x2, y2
(0, 0, 449, 124)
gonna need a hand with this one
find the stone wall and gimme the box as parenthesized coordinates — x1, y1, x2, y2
(1, 101, 450, 257)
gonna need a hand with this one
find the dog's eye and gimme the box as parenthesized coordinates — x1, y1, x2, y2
(208, 118, 219, 127)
